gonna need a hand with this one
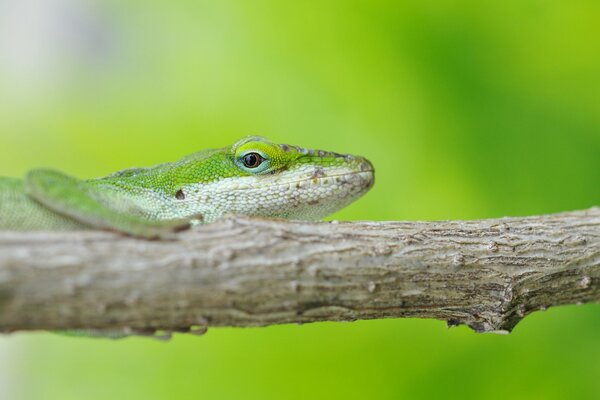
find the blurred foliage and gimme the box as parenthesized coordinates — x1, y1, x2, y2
(0, 0, 598, 399)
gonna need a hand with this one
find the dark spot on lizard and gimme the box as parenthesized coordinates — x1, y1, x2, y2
(175, 189, 185, 200)
(310, 168, 325, 179)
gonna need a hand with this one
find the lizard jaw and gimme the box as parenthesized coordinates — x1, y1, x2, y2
(178, 159, 374, 222)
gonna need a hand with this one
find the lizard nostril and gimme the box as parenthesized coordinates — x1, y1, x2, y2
(175, 189, 185, 200)
(360, 161, 372, 172)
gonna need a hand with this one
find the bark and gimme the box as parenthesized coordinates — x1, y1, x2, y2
(0, 207, 598, 335)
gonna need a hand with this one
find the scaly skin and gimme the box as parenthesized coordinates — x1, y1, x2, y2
(0, 136, 374, 238)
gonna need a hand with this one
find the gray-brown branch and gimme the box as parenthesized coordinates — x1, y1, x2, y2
(0, 207, 598, 335)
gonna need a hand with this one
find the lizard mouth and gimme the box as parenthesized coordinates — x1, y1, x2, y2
(264, 159, 375, 190)
(291, 170, 374, 192)
(206, 167, 374, 193)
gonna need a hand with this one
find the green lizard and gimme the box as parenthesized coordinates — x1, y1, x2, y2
(0, 136, 374, 238)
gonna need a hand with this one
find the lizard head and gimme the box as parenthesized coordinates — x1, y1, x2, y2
(216, 136, 375, 221)
(171, 136, 374, 222)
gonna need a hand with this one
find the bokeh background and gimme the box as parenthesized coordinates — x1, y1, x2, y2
(1, 0, 599, 399)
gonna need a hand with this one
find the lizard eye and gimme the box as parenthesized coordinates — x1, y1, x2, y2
(242, 152, 264, 169)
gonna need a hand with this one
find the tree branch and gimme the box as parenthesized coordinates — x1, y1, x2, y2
(0, 207, 598, 335)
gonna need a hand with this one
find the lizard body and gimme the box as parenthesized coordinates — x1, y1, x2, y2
(0, 136, 374, 237)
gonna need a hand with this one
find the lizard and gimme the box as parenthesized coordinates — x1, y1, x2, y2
(0, 136, 374, 238)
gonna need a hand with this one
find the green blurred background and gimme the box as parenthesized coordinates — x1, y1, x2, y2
(0, 0, 599, 399)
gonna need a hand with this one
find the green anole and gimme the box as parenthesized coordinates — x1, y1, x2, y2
(0, 136, 374, 238)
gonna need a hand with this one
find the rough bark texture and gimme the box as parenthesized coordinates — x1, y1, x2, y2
(0, 207, 598, 335)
